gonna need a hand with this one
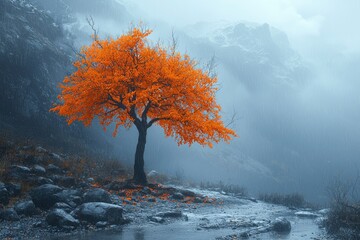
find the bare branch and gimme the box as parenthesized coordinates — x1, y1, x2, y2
(225, 108, 239, 128)
(86, 16, 103, 48)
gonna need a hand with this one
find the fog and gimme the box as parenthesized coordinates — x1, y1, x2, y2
(31, 0, 360, 204)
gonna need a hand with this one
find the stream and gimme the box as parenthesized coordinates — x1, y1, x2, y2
(54, 188, 330, 240)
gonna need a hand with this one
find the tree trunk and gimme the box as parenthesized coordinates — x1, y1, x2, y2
(133, 126, 147, 185)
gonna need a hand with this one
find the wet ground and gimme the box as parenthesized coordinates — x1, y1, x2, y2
(52, 187, 330, 240)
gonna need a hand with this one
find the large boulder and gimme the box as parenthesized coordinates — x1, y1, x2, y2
(54, 189, 83, 207)
(52, 202, 73, 213)
(46, 209, 79, 228)
(272, 217, 291, 233)
(72, 202, 124, 224)
(0, 182, 9, 205)
(83, 188, 112, 203)
(30, 184, 63, 210)
(14, 200, 39, 216)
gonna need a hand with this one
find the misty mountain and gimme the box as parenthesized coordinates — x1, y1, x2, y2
(183, 21, 311, 90)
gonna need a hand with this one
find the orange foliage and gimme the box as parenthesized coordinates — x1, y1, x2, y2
(51, 26, 236, 146)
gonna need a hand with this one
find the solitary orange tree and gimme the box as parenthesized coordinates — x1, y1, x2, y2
(51, 27, 236, 184)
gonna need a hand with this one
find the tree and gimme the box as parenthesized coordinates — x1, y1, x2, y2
(51, 26, 236, 184)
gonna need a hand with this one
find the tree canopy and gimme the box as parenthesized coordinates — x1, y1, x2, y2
(51, 27, 236, 147)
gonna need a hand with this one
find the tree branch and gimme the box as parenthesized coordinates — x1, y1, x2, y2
(147, 117, 170, 128)
(86, 16, 103, 48)
(141, 100, 151, 122)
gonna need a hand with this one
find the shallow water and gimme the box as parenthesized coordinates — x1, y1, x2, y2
(53, 188, 329, 240)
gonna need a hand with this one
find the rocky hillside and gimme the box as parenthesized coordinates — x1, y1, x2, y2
(0, 0, 113, 152)
(0, 0, 70, 133)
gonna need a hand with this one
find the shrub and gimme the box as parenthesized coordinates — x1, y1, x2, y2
(325, 177, 360, 239)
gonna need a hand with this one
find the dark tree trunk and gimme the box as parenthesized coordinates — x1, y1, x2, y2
(133, 125, 147, 185)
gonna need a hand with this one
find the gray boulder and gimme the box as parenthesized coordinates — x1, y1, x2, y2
(72, 202, 124, 224)
(272, 217, 291, 233)
(14, 200, 39, 216)
(36, 177, 54, 185)
(179, 189, 196, 197)
(30, 184, 63, 210)
(83, 188, 112, 203)
(47, 164, 63, 175)
(46, 209, 79, 228)
(149, 216, 165, 223)
(172, 192, 184, 200)
(32, 165, 46, 175)
(0, 182, 9, 205)
(54, 189, 82, 207)
(156, 211, 182, 218)
(35, 146, 47, 153)
(52, 202, 73, 213)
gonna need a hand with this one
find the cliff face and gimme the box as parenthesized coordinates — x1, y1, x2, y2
(0, 0, 70, 119)
(0, 0, 107, 152)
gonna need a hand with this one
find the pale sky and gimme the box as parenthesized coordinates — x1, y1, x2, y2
(124, 0, 360, 56)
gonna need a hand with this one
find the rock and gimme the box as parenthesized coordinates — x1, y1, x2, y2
(5, 182, 21, 197)
(32, 165, 46, 175)
(47, 164, 63, 174)
(272, 217, 291, 233)
(83, 188, 112, 203)
(36, 177, 54, 185)
(46, 209, 79, 228)
(52, 202, 73, 213)
(156, 211, 182, 218)
(172, 192, 184, 200)
(8, 165, 31, 179)
(295, 211, 320, 218)
(141, 187, 152, 194)
(51, 175, 76, 187)
(0, 182, 10, 205)
(72, 202, 124, 224)
(318, 208, 330, 215)
(30, 184, 63, 210)
(194, 197, 203, 203)
(179, 189, 196, 197)
(14, 200, 39, 216)
(87, 178, 95, 183)
(49, 153, 63, 162)
(35, 146, 47, 153)
(53, 189, 82, 208)
(147, 170, 159, 178)
(95, 221, 108, 228)
(149, 216, 165, 223)
(1, 208, 20, 221)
